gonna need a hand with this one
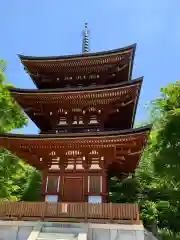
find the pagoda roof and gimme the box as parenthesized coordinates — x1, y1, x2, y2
(19, 44, 136, 88)
(19, 44, 136, 61)
(0, 125, 151, 173)
(10, 77, 142, 93)
(3, 125, 151, 138)
(9, 78, 142, 131)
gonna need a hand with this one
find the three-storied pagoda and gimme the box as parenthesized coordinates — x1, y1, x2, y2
(0, 24, 151, 203)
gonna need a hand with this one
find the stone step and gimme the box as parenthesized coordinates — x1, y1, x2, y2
(42, 226, 87, 234)
(36, 232, 78, 240)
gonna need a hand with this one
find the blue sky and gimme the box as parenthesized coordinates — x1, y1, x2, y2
(1, 0, 180, 134)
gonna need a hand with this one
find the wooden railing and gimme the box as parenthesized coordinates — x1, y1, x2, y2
(0, 201, 140, 224)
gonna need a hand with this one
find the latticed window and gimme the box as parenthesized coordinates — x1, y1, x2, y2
(46, 176, 60, 193)
(73, 116, 78, 124)
(79, 116, 83, 124)
(58, 117, 67, 125)
(89, 115, 98, 124)
(88, 176, 102, 193)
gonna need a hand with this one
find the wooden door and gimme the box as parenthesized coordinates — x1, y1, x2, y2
(63, 177, 83, 202)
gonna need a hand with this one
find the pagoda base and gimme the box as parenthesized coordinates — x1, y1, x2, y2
(0, 221, 151, 240)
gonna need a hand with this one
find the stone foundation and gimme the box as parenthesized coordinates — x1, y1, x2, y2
(0, 221, 147, 240)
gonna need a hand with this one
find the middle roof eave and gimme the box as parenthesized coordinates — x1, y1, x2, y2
(9, 77, 143, 95)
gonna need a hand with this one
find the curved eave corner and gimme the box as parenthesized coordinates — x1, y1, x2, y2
(131, 76, 143, 127)
(128, 43, 136, 81)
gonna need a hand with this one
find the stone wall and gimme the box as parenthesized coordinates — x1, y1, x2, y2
(0, 221, 145, 240)
(88, 223, 144, 240)
(0, 224, 33, 240)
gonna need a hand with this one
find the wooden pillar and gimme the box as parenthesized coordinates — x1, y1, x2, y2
(102, 148, 114, 203)
(41, 170, 48, 201)
(83, 149, 90, 202)
(67, 110, 73, 132)
(59, 153, 66, 202)
(58, 169, 64, 202)
(102, 169, 108, 203)
(99, 106, 110, 131)
(83, 114, 89, 130)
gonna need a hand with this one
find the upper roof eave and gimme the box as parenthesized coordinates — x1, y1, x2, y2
(18, 44, 136, 61)
(9, 77, 143, 94)
(0, 125, 152, 140)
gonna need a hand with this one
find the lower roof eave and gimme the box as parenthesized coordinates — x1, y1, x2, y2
(0, 125, 152, 140)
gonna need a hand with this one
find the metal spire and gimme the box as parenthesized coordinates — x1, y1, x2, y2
(82, 23, 89, 53)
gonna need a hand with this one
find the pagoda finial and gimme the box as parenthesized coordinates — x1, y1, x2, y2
(82, 23, 89, 53)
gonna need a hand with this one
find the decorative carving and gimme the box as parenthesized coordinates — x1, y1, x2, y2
(89, 150, 99, 155)
(49, 151, 56, 156)
(65, 163, 74, 170)
(49, 164, 60, 170)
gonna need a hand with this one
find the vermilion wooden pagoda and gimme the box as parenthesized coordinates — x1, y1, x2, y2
(0, 24, 151, 204)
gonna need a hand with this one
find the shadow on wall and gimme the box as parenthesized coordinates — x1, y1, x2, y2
(144, 230, 158, 240)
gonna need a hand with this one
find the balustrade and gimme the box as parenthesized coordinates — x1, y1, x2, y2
(0, 201, 140, 224)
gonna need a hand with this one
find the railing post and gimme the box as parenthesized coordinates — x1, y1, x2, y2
(41, 202, 46, 220)
(109, 202, 113, 221)
(136, 204, 140, 224)
(7, 201, 12, 218)
(84, 202, 88, 222)
(18, 201, 24, 220)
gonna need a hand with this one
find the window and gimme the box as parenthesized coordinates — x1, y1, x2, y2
(88, 176, 102, 193)
(45, 195, 58, 203)
(88, 196, 102, 203)
(46, 176, 60, 193)
(58, 117, 67, 125)
(89, 115, 98, 124)
(72, 116, 78, 125)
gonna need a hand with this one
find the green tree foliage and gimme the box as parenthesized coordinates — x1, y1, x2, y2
(0, 60, 27, 132)
(0, 60, 39, 200)
(150, 81, 180, 235)
(110, 81, 180, 238)
(21, 170, 42, 202)
(160, 230, 180, 240)
(151, 82, 180, 182)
